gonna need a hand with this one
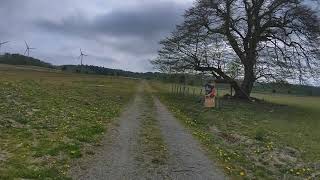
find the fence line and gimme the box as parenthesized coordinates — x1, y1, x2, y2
(168, 83, 226, 109)
(169, 83, 204, 97)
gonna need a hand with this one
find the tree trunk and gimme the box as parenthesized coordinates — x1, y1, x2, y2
(231, 81, 249, 99)
(234, 63, 255, 99)
(194, 65, 253, 100)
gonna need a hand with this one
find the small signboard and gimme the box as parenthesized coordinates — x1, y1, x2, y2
(204, 82, 216, 108)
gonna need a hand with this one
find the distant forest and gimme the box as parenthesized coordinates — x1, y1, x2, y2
(1, 53, 320, 96)
(0, 53, 54, 68)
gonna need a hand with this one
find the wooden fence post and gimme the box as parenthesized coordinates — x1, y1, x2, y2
(230, 85, 233, 96)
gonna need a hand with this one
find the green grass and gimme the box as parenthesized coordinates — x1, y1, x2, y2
(151, 82, 320, 179)
(136, 86, 168, 170)
(0, 65, 137, 179)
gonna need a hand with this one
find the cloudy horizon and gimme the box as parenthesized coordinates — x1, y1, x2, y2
(0, 0, 194, 72)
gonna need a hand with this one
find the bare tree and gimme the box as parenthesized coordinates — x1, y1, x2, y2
(153, 0, 320, 99)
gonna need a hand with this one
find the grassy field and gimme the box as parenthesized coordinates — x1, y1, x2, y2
(0, 65, 138, 179)
(151, 82, 320, 179)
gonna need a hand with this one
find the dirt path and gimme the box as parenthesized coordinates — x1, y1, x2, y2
(154, 98, 226, 180)
(71, 88, 146, 180)
(70, 84, 226, 180)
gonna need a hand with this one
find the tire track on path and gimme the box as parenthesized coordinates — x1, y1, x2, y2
(154, 97, 226, 180)
(71, 86, 145, 180)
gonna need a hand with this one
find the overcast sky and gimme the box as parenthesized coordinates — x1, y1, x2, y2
(0, 0, 194, 72)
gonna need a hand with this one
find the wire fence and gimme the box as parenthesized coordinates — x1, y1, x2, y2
(166, 83, 233, 109)
(169, 83, 231, 97)
(170, 84, 204, 96)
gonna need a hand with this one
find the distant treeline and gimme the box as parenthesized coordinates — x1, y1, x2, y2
(0, 53, 171, 81)
(1, 53, 320, 96)
(0, 53, 54, 68)
(254, 82, 320, 96)
(61, 65, 204, 85)
(61, 65, 152, 78)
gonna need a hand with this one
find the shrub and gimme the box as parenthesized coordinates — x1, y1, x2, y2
(255, 128, 267, 141)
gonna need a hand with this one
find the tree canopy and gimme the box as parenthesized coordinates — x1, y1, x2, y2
(152, 0, 320, 99)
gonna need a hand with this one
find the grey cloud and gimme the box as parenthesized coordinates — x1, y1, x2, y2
(94, 4, 184, 38)
(36, 2, 186, 39)
(0, 0, 193, 72)
(34, 1, 188, 62)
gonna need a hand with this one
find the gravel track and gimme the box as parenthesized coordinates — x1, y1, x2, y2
(154, 98, 226, 180)
(70, 84, 226, 180)
(71, 88, 145, 180)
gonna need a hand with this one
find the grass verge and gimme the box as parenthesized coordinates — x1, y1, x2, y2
(151, 82, 320, 179)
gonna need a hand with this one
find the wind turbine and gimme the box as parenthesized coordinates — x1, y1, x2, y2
(79, 48, 88, 66)
(0, 41, 9, 55)
(24, 41, 35, 57)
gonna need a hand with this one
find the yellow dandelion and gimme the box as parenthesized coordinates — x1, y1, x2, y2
(240, 172, 245, 176)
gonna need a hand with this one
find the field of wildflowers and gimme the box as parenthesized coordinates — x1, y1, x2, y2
(0, 66, 137, 179)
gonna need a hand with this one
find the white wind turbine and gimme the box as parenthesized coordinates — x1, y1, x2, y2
(24, 41, 36, 57)
(79, 48, 88, 66)
(0, 41, 9, 55)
